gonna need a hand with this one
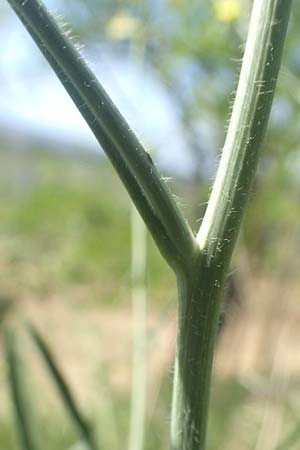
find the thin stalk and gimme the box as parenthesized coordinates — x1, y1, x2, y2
(172, 1, 292, 450)
(128, 21, 148, 450)
(28, 325, 98, 450)
(93, 370, 120, 450)
(4, 329, 40, 450)
(128, 206, 147, 450)
(6, 0, 197, 270)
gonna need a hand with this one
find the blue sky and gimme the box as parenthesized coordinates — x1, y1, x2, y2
(0, 1, 197, 176)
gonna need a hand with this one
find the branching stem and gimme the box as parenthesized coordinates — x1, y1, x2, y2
(171, 1, 292, 449)
(5, 1, 292, 450)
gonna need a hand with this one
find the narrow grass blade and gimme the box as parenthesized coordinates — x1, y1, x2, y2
(4, 329, 40, 450)
(28, 325, 98, 450)
(6, 0, 197, 271)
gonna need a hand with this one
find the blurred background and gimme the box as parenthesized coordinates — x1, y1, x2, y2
(1, 0, 300, 449)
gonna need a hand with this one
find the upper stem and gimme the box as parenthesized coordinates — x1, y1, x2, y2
(197, 0, 292, 267)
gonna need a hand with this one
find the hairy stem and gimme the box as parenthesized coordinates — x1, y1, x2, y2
(197, 0, 292, 266)
(5, 1, 292, 450)
(172, 1, 292, 449)
(7, 0, 196, 270)
(171, 258, 225, 450)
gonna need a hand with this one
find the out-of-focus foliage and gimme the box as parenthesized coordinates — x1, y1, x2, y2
(0, 148, 176, 302)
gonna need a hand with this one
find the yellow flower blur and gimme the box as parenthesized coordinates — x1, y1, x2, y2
(214, 0, 241, 22)
(106, 10, 141, 41)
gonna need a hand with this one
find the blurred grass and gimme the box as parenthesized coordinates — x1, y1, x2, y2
(0, 148, 176, 305)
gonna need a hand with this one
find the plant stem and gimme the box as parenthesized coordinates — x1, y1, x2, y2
(171, 258, 225, 450)
(23, 16, 177, 266)
(7, 0, 196, 270)
(128, 206, 147, 450)
(128, 23, 148, 450)
(172, 1, 292, 449)
(197, 0, 292, 266)
(5, 1, 292, 450)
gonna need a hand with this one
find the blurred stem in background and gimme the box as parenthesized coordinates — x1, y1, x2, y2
(128, 13, 148, 450)
(129, 205, 147, 450)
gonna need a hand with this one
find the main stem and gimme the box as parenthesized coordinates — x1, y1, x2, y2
(171, 1, 292, 449)
(171, 257, 225, 450)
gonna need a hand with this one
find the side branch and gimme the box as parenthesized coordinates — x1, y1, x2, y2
(197, 0, 292, 267)
(7, 0, 197, 270)
(13, 17, 178, 267)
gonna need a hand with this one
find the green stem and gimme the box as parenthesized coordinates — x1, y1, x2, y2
(197, 0, 292, 266)
(5, 1, 292, 450)
(171, 258, 225, 450)
(7, 0, 196, 270)
(172, 1, 292, 449)
(30, 21, 177, 267)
